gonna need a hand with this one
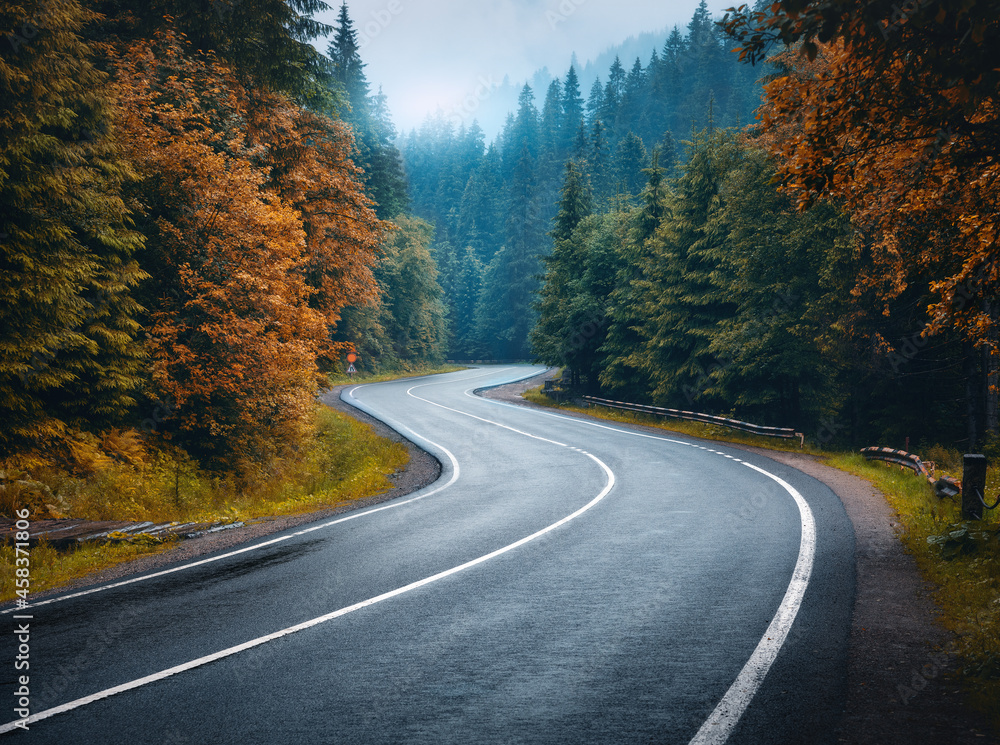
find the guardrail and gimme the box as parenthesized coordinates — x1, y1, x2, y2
(860, 446, 961, 499)
(581, 395, 804, 446)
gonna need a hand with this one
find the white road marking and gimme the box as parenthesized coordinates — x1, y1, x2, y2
(1, 366, 532, 616)
(0, 367, 613, 734)
(686, 463, 815, 745)
(470, 390, 818, 745)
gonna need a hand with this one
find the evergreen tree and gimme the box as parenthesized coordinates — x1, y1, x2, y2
(377, 216, 448, 364)
(450, 245, 484, 358)
(328, 2, 369, 114)
(617, 58, 646, 138)
(532, 161, 597, 384)
(598, 151, 668, 399)
(561, 66, 585, 155)
(601, 57, 626, 134)
(540, 79, 564, 159)
(93, 0, 336, 103)
(457, 144, 504, 262)
(1, 0, 146, 451)
(476, 144, 544, 359)
(613, 133, 649, 203)
(709, 146, 854, 428)
(589, 120, 613, 206)
(659, 130, 679, 177)
(586, 78, 605, 126)
(639, 129, 740, 408)
(327, 3, 408, 217)
(505, 84, 541, 169)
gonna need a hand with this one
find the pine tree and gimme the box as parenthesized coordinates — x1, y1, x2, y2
(477, 144, 543, 359)
(377, 216, 448, 364)
(457, 144, 504, 263)
(1, 0, 146, 452)
(586, 78, 605, 126)
(561, 66, 585, 155)
(617, 58, 646, 138)
(506, 84, 540, 168)
(709, 146, 854, 428)
(532, 160, 596, 382)
(94, 0, 336, 103)
(601, 57, 626, 135)
(328, 2, 369, 115)
(598, 151, 668, 399)
(613, 133, 649, 203)
(451, 245, 484, 358)
(540, 79, 564, 158)
(639, 129, 740, 408)
(327, 4, 408, 218)
(589, 120, 612, 207)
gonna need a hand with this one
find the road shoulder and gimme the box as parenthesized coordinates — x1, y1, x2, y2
(20, 385, 441, 601)
(479, 375, 990, 743)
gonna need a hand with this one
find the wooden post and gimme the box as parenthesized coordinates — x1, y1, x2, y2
(962, 454, 987, 521)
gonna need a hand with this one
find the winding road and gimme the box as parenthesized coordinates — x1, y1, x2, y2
(2, 365, 854, 744)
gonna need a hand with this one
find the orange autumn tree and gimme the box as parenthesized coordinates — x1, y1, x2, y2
(112, 30, 384, 473)
(240, 88, 384, 334)
(723, 2, 1000, 441)
(722, 2, 1000, 340)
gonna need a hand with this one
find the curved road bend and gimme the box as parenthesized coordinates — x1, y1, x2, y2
(2, 365, 854, 744)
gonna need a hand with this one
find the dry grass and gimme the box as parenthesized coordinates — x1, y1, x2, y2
(327, 364, 466, 387)
(0, 406, 408, 602)
(0, 538, 178, 600)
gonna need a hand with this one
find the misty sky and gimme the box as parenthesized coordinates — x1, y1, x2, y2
(315, 1, 716, 135)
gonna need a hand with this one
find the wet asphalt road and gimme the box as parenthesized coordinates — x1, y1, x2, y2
(1, 365, 854, 744)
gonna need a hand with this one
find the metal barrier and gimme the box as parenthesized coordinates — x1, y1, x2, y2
(581, 395, 805, 446)
(860, 446, 961, 500)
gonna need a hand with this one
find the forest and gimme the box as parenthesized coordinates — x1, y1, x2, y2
(2, 0, 999, 498)
(404, 0, 1000, 453)
(0, 0, 444, 490)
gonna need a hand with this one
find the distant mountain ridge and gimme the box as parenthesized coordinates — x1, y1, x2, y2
(406, 25, 675, 140)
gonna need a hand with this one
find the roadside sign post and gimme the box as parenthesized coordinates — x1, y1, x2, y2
(347, 352, 358, 378)
(962, 454, 987, 520)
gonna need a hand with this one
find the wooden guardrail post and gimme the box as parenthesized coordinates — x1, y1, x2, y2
(962, 454, 987, 520)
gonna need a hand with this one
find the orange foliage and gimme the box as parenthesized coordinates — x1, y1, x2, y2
(110, 30, 385, 470)
(756, 41, 1000, 343)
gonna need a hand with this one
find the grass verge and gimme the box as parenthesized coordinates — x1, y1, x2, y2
(0, 385, 426, 602)
(521, 387, 812, 453)
(525, 385, 1000, 728)
(827, 453, 1000, 725)
(327, 364, 466, 387)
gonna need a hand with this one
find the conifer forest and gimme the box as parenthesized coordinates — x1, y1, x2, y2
(3, 0, 1000, 487)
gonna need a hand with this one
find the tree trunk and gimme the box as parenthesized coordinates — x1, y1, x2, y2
(964, 340, 980, 451)
(984, 300, 999, 437)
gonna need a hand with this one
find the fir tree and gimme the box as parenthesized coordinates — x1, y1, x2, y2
(613, 133, 649, 203)
(639, 129, 740, 408)
(1, 0, 146, 451)
(561, 66, 585, 155)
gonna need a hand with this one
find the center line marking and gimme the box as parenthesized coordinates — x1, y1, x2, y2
(0, 367, 612, 734)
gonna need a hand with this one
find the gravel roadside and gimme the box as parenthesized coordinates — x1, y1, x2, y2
(480, 373, 994, 743)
